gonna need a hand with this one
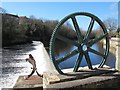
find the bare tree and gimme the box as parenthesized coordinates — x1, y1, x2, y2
(116, 28, 120, 37)
(103, 18, 117, 37)
(0, 7, 7, 13)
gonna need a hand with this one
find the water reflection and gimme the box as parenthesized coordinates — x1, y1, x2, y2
(53, 39, 116, 69)
(53, 40, 103, 69)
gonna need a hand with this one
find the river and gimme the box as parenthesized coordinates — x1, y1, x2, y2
(0, 41, 116, 88)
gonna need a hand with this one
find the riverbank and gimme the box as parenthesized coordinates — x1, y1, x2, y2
(2, 38, 33, 47)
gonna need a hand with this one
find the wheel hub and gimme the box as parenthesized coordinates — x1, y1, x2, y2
(82, 44, 88, 51)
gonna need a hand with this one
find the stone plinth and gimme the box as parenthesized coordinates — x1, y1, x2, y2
(103, 38, 120, 71)
(13, 68, 120, 89)
(43, 68, 120, 89)
(115, 38, 120, 71)
(13, 75, 43, 89)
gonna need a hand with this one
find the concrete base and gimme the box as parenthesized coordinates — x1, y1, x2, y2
(13, 68, 120, 89)
(13, 75, 43, 90)
(104, 37, 120, 71)
(116, 38, 120, 71)
(43, 68, 120, 89)
(44, 72, 120, 89)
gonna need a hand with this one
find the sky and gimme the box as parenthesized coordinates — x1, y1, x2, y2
(2, 2, 118, 20)
(118, 2, 120, 27)
(1, 2, 119, 29)
(1, 0, 119, 2)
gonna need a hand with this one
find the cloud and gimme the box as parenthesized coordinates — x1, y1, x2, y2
(110, 2, 118, 10)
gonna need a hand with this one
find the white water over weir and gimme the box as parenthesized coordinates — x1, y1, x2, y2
(29, 41, 58, 74)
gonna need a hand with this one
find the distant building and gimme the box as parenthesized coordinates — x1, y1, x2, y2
(1, 13, 19, 25)
(1, 13, 18, 18)
(1, 13, 31, 25)
(19, 16, 29, 24)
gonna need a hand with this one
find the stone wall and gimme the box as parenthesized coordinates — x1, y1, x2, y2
(103, 38, 120, 71)
(103, 38, 116, 55)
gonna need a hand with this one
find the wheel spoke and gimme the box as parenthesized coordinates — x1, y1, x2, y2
(84, 52, 93, 69)
(56, 34, 79, 47)
(71, 16, 83, 43)
(88, 33, 108, 47)
(88, 48, 105, 58)
(99, 58, 106, 68)
(73, 53, 83, 72)
(84, 18, 95, 41)
(56, 49, 79, 64)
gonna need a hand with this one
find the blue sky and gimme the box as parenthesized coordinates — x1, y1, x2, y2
(118, 2, 120, 27)
(2, 2, 119, 29)
(2, 2, 118, 20)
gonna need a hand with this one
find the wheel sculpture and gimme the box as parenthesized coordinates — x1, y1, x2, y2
(49, 12, 109, 74)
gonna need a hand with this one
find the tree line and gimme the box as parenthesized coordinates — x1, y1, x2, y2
(1, 11, 119, 47)
(2, 13, 77, 47)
